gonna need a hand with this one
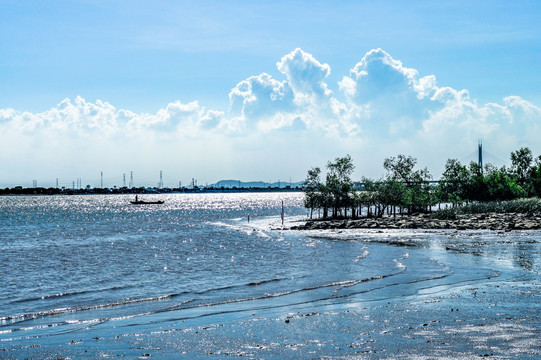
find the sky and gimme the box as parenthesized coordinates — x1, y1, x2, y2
(1, 0, 541, 188)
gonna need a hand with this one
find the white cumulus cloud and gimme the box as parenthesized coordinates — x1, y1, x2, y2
(228, 48, 353, 136)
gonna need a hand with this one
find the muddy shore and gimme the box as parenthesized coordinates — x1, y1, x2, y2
(290, 212, 541, 231)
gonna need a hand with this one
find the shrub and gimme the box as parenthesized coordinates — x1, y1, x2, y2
(431, 208, 458, 220)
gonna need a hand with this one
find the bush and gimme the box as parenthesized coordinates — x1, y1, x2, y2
(460, 198, 541, 214)
(431, 208, 458, 220)
(431, 198, 541, 218)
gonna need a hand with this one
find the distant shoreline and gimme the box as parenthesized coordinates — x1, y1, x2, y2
(289, 212, 541, 231)
(0, 187, 303, 196)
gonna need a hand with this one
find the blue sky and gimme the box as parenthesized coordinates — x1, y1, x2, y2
(1, 1, 541, 187)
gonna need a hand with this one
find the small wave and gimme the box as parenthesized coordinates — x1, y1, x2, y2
(9, 285, 131, 305)
(193, 277, 288, 295)
(0, 293, 182, 325)
(179, 272, 403, 311)
(1, 298, 200, 341)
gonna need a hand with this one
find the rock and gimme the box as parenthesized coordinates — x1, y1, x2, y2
(290, 211, 541, 232)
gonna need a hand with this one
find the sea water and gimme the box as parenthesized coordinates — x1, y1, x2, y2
(0, 193, 539, 357)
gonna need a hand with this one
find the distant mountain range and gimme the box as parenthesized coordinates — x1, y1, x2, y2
(210, 179, 303, 189)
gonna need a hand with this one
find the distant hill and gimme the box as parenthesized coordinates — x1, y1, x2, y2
(210, 179, 303, 189)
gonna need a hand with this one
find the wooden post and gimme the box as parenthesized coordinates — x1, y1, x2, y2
(281, 200, 284, 226)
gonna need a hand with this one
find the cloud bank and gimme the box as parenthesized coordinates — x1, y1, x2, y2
(2, 48, 540, 187)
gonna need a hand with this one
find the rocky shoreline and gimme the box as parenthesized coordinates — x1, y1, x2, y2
(289, 212, 541, 231)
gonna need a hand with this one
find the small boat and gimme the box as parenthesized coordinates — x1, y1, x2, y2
(130, 200, 164, 205)
(130, 196, 164, 205)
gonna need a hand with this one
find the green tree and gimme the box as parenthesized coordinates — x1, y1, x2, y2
(484, 164, 525, 200)
(326, 155, 355, 218)
(302, 155, 355, 219)
(439, 159, 470, 206)
(465, 162, 488, 201)
(360, 178, 378, 217)
(383, 154, 416, 184)
(373, 179, 407, 218)
(510, 147, 533, 194)
(383, 154, 432, 213)
(303, 167, 322, 219)
(531, 155, 541, 197)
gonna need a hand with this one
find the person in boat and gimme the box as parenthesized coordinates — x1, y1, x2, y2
(135, 195, 138, 202)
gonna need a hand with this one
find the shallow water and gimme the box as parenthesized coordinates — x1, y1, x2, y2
(0, 194, 304, 331)
(0, 193, 539, 358)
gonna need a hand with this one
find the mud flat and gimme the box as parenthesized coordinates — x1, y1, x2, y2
(290, 212, 541, 231)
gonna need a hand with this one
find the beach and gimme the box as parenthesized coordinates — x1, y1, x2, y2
(1, 194, 540, 358)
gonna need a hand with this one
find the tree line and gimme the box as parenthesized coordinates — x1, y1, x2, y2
(303, 147, 541, 220)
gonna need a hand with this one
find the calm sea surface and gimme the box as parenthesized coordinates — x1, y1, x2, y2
(0, 193, 539, 357)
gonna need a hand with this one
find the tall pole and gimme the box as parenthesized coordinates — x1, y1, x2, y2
(478, 140, 483, 170)
(101, 171, 103, 188)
